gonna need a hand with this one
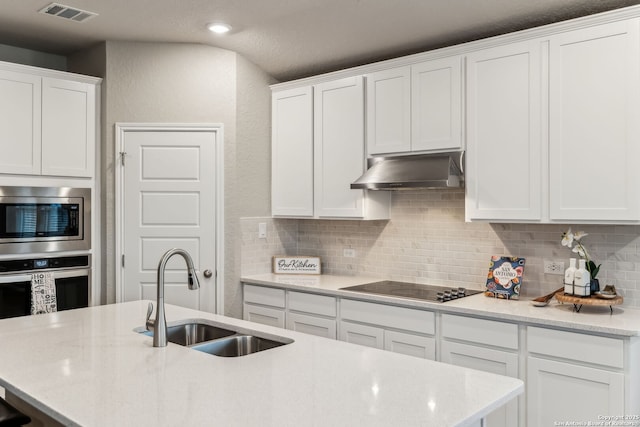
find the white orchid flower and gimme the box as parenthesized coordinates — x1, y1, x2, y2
(561, 228, 574, 248)
(573, 231, 588, 241)
(572, 244, 589, 259)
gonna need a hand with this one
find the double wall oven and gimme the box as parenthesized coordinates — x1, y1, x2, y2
(0, 186, 91, 319)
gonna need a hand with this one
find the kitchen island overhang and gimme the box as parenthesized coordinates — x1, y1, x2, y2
(0, 301, 522, 426)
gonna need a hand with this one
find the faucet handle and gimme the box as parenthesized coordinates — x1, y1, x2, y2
(145, 302, 154, 331)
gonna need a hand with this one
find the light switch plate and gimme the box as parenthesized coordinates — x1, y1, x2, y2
(258, 222, 267, 239)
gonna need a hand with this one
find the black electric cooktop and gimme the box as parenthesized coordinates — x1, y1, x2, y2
(340, 281, 483, 303)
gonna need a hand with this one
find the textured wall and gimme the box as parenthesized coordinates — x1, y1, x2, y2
(68, 41, 274, 317)
(241, 190, 640, 308)
(225, 55, 277, 316)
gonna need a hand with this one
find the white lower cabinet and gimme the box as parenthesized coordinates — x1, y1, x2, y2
(384, 329, 435, 359)
(527, 357, 624, 426)
(242, 284, 286, 328)
(441, 314, 520, 427)
(242, 283, 639, 425)
(527, 326, 626, 426)
(287, 312, 337, 339)
(339, 321, 384, 349)
(339, 299, 436, 360)
(243, 304, 285, 328)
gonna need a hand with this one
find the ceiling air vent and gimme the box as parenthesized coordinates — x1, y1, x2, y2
(38, 3, 98, 23)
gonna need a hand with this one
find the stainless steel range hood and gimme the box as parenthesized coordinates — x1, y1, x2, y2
(351, 152, 464, 190)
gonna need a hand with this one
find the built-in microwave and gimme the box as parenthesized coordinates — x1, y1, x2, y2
(0, 187, 91, 254)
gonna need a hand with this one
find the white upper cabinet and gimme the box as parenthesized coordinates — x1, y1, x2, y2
(366, 67, 411, 154)
(366, 56, 463, 156)
(41, 77, 95, 178)
(548, 19, 640, 221)
(411, 57, 463, 152)
(271, 86, 314, 217)
(315, 76, 385, 219)
(271, 76, 389, 219)
(0, 69, 41, 175)
(465, 41, 542, 221)
(0, 63, 98, 179)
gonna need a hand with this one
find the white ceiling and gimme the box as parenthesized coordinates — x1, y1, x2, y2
(1, 0, 638, 81)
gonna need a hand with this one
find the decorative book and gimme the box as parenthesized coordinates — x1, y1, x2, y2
(485, 256, 525, 300)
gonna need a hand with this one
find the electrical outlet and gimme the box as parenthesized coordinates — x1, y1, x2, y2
(544, 260, 565, 275)
(258, 222, 267, 239)
(343, 248, 356, 258)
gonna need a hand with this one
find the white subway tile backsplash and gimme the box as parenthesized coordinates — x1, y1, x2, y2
(241, 189, 640, 308)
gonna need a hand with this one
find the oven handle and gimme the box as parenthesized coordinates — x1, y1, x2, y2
(0, 269, 90, 284)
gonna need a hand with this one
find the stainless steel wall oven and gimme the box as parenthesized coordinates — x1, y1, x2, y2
(0, 186, 90, 254)
(0, 254, 90, 319)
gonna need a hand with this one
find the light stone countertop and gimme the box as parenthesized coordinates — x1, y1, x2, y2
(241, 273, 640, 337)
(0, 301, 522, 427)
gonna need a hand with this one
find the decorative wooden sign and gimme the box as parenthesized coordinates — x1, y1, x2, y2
(272, 256, 321, 275)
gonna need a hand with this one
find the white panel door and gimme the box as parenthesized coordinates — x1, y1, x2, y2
(366, 66, 411, 155)
(527, 357, 624, 426)
(121, 128, 217, 311)
(41, 77, 95, 177)
(271, 86, 314, 217)
(441, 340, 520, 427)
(411, 56, 463, 152)
(314, 76, 366, 218)
(0, 69, 41, 175)
(465, 40, 542, 221)
(549, 19, 640, 221)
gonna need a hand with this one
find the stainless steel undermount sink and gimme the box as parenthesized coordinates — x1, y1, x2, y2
(140, 322, 236, 346)
(136, 319, 293, 357)
(192, 335, 287, 357)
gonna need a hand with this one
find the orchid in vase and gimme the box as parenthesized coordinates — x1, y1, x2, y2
(561, 228, 601, 291)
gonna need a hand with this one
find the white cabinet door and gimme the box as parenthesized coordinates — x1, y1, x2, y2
(411, 56, 463, 152)
(242, 304, 285, 329)
(287, 312, 337, 339)
(41, 77, 95, 177)
(441, 340, 520, 427)
(271, 86, 314, 217)
(339, 321, 384, 349)
(314, 76, 366, 218)
(384, 330, 435, 360)
(549, 19, 640, 221)
(527, 357, 624, 426)
(465, 40, 542, 221)
(0, 70, 41, 175)
(366, 67, 411, 155)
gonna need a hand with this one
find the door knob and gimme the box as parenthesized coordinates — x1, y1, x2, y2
(203, 269, 213, 278)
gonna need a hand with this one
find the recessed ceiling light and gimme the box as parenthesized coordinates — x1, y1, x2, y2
(208, 23, 232, 34)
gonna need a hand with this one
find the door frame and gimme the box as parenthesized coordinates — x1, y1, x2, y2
(114, 123, 225, 314)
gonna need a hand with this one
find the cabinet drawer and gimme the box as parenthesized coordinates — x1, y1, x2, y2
(527, 327, 623, 368)
(243, 284, 286, 308)
(289, 291, 336, 317)
(287, 312, 337, 339)
(243, 304, 285, 329)
(341, 299, 435, 335)
(384, 330, 436, 360)
(339, 321, 384, 349)
(442, 314, 518, 350)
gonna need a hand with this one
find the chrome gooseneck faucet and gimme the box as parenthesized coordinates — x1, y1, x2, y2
(146, 248, 200, 347)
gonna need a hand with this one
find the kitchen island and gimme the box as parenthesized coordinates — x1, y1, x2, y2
(0, 301, 522, 426)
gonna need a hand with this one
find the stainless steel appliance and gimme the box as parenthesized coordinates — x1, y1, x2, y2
(350, 152, 464, 190)
(0, 254, 90, 319)
(340, 281, 482, 302)
(0, 186, 90, 254)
